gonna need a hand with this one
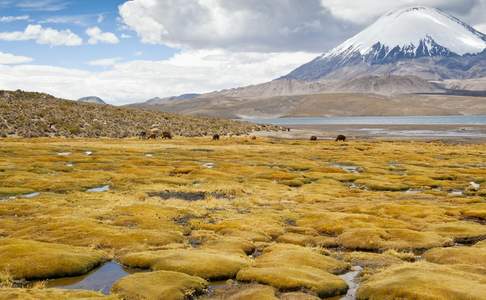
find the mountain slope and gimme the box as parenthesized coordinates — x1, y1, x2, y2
(140, 92, 486, 119)
(0, 90, 275, 138)
(78, 96, 106, 105)
(284, 6, 486, 81)
(143, 94, 201, 106)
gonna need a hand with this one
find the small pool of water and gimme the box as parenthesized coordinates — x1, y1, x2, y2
(46, 261, 131, 295)
(20, 192, 40, 199)
(339, 266, 363, 300)
(202, 162, 216, 169)
(331, 163, 363, 173)
(86, 185, 110, 193)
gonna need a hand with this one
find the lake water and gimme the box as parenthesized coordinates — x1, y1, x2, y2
(249, 115, 486, 125)
(47, 261, 131, 295)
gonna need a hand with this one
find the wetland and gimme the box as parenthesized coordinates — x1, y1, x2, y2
(0, 137, 485, 299)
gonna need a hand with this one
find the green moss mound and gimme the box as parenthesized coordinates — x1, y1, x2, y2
(0, 238, 108, 280)
(237, 266, 348, 298)
(357, 262, 486, 300)
(0, 288, 114, 300)
(424, 246, 486, 267)
(120, 249, 250, 280)
(112, 270, 207, 300)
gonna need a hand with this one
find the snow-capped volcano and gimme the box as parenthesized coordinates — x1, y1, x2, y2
(326, 6, 486, 58)
(284, 6, 486, 81)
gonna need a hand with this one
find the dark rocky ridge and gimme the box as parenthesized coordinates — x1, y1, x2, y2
(0, 90, 279, 138)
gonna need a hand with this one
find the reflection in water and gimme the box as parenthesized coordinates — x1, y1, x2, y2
(331, 163, 363, 174)
(47, 261, 131, 295)
(339, 266, 363, 300)
(86, 185, 110, 193)
(20, 192, 40, 199)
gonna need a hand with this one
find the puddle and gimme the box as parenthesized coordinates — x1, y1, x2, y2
(66, 163, 74, 167)
(344, 182, 360, 189)
(202, 163, 215, 169)
(339, 266, 363, 300)
(0, 192, 40, 201)
(147, 190, 230, 201)
(449, 190, 464, 196)
(0, 196, 16, 202)
(405, 189, 422, 194)
(85, 151, 93, 156)
(145, 154, 154, 157)
(331, 163, 363, 174)
(46, 261, 133, 295)
(86, 185, 110, 193)
(20, 192, 40, 199)
(57, 152, 71, 156)
(204, 280, 231, 296)
(469, 182, 480, 191)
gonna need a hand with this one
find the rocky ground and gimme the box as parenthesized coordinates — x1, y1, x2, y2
(0, 90, 280, 138)
(0, 137, 485, 299)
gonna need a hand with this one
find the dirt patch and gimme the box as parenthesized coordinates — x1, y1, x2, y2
(147, 191, 231, 201)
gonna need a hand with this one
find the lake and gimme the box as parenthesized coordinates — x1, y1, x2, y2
(248, 115, 486, 125)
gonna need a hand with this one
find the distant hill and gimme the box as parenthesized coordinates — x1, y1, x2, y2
(130, 93, 201, 107)
(78, 96, 106, 105)
(0, 90, 276, 138)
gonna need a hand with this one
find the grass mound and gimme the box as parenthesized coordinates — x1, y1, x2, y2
(428, 221, 486, 244)
(424, 246, 486, 267)
(357, 262, 486, 300)
(340, 251, 406, 269)
(201, 284, 277, 300)
(112, 270, 207, 300)
(280, 292, 320, 300)
(120, 249, 250, 280)
(0, 289, 114, 300)
(0, 238, 108, 280)
(254, 243, 349, 274)
(337, 228, 452, 251)
(237, 266, 348, 298)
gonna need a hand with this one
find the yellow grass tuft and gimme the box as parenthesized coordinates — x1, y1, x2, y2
(111, 270, 207, 300)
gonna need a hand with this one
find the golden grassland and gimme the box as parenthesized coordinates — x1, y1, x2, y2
(0, 137, 485, 299)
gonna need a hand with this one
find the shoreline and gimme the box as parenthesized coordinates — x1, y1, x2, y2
(256, 124, 486, 142)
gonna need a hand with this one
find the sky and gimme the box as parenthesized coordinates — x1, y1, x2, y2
(0, 0, 485, 105)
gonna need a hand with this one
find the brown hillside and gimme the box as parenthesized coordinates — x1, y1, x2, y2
(0, 90, 278, 138)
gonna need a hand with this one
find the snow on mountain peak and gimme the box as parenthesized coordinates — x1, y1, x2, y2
(323, 6, 486, 59)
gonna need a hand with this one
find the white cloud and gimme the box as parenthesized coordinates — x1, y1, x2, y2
(0, 15, 29, 22)
(118, 0, 356, 52)
(86, 26, 119, 45)
(0, 49, 317, 105)
(0, 24, 82, 46)
(40, 14, 99, 26)
(320, 0, 485, 24)
(88, 57, 123, 67)
(0, 52, 33, 64)
(475, 23, 486, 33)
(16, 0, 69, 12)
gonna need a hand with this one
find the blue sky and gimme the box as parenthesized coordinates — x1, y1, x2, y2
(0, 0, 177, 70)
(0, 0, 485, 104)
